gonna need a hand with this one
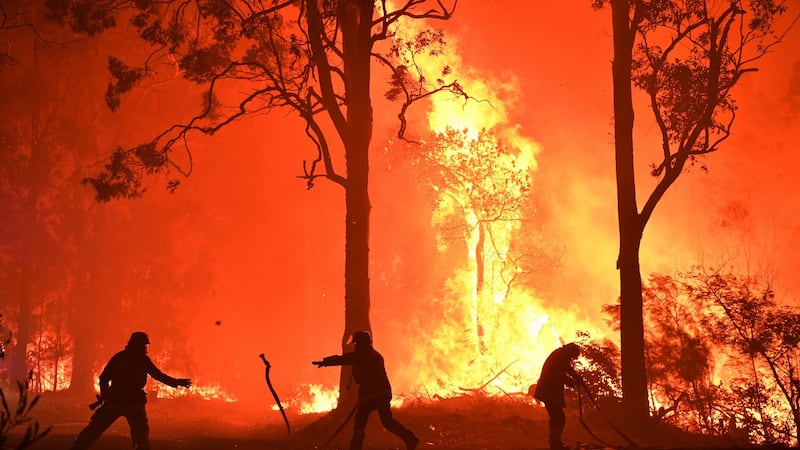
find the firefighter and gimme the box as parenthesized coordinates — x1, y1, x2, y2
(312, 330, 419, 450)
(70, 332, 191, 450)
(533, 342, 583, 450)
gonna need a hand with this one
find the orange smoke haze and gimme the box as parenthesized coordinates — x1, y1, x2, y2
(185, 0, 800, 406)
(3, 0, 800, 414)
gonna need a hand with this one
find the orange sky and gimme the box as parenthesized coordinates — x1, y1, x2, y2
(155, 0, 800, 401)
(447, 0, 800, 301)
(5, 0, 798, 407)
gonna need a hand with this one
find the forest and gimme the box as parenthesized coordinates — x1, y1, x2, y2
(1, 0, 800, 449)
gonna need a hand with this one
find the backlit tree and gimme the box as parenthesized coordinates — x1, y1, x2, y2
(415, 127, 534, 353)
(594, 0, 794, 423)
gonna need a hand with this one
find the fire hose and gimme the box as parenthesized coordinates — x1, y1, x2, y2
(576, 382, 638, 448)
(259, 354, 291, 437)
(318, 401, 359, 448)
(88, 394, 103, 411)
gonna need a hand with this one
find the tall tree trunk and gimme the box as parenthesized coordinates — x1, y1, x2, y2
(9, 36, 44, 387)
(69, 324, 96, 397)
(611, 0, 649, 423)
(475, 222, 485, 353)
(68, 261, 98, 398)
(9, 280, 34, 385)
(337, 0, 374, 410)
(68, 137, 103, 399)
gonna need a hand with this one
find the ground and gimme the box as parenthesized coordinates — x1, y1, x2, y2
(3, 392, 776, 450)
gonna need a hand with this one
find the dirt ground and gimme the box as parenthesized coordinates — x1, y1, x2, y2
(5, 393, 770, 450)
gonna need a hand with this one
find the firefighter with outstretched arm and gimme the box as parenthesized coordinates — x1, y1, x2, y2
(70, 332, 191, 450)
(313, 330, 419, 450)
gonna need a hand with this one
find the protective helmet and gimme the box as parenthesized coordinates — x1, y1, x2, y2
(350, 331, 372, 346)
(128, 331, 150, 346)
(563, 342, 581, 358)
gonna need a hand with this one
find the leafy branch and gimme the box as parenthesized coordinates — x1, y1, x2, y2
(0, 380, 51, 450)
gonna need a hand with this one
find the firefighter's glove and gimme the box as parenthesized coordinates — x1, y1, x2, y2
(312, 356, 337, 367)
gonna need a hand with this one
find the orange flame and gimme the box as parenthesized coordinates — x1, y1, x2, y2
(377, 12, 611, 400)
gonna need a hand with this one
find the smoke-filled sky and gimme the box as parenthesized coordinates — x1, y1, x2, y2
(3, 0, 800, 408)
(175, 0, 800, 401)
(449, 0, 800, 297)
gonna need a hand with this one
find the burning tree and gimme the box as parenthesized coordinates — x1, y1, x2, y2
(638, 268, 800, 445)
(698, 270, 800, 444)
(45, 0, 461, 408)
(415, 128, 534, 354)
(378, 20, 586, 397)
(594, 0, 795, 423)
(641, 274, 720, 434)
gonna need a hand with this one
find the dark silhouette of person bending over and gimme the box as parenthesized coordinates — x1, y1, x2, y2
(312, 330, 419, 450)
(533, 342, 582, 450)
(70, 332, 191, 450)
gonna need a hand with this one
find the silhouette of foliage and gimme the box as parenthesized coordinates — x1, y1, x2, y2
(105, 56, 144, 111)
(47, 0, 462, 198)
(0, 380, 51, 449)
(574, 335, 622, 401)
(44, 0, 116, 36)
(638, 268, 800, 445)
(642, 274, 720, 435)
(81, 147, 144, 201)
(592, 0, 793, 421)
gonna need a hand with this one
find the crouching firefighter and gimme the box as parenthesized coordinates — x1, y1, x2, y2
(533, 342, 583, 450)
(312, 330, 419, 450)
(70, 332, 192, 450)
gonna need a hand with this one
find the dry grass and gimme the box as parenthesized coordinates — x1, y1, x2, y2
(5, 391, 769, 450)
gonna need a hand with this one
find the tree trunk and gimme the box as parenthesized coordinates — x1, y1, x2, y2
(8, 36, 43, 387)
(8, 288, 33, 385)
(337, 0, 374, 410)
(68, 277, 97, 398)
(67, 166, 101, 397)
(611, 0, 650, 424)
(69, 330, 96, 397)
(475, 222, 485, 353)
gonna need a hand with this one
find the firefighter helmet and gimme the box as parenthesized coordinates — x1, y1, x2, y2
(351, 330, 372, 346)
(128, 331, 150, 346)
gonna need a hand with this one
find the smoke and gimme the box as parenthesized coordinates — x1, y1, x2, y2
(178, 0, 800, 402)
(3, 0, 799, 414)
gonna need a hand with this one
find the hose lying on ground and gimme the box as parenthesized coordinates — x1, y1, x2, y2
(576, 382, 638, 449)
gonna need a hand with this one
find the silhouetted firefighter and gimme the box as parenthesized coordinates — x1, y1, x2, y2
(533, 342, 582, 450)
(312, 330, 419, 450)
(70, 332, 192, 450)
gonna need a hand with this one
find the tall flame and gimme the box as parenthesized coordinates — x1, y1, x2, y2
(381, 13, 609, 400)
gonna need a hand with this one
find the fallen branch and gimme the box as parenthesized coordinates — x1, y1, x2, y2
(458, 359, 519, 393)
